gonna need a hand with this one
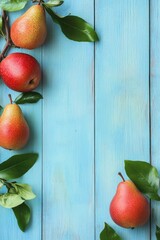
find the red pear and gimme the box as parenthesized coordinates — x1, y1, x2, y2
(109, 173, 150, 228)
(0, 53, 41, 92)
(0, 95, 29, 150)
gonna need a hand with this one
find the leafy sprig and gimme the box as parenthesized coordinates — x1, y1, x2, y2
(0, 0, 99, 42)
(0, 153, 38, 231)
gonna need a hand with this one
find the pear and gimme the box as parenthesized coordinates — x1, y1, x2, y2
(10, 5, 47, 49)
(0, 95, 29, 150)
(109, 173, 150, 228)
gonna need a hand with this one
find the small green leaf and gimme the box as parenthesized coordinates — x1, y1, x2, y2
(44, 6, 99, 42)
(0, 153, 38, 180)
(0, 16, 3, 36)
(0, 180, 4, 188)
(14, 92, 43, 104)
(0, 16, 2, 30)
(0, 16, 5, 37)
(100, 222, 122, 240)
(12, 183, 36, 200)
(13, 203, 31, 232)
(125, 160, 160, 201)
(0, 0, 28, 12)
(0, 105, 3, 115)
(156, 225, 160, 240)
(43, 0, 64, 7)
(9, 186, 17, 194)
(0, 193, 24, 208)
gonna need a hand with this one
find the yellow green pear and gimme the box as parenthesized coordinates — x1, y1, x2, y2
(0, 95, 30, 150)
(11, 4, 47, 50)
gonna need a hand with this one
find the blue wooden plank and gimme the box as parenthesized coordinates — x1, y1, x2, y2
(95, 0, 150, 239)
(42, 1, 95, 239)
(150, 0, 160, 239)
(0, 6, 43, 239)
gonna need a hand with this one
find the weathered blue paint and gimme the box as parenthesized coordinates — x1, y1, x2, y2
(42, 0, 95, 239)
(0, 0, 159, 239)
(95, 0, 150, 239)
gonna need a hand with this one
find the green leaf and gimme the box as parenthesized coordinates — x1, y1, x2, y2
(9, 186, 17, 194)
(156, 225, 160, 240)
(0, 0, 28, 12)
(0, 180, 4, 188)
(14, 92, 43, 104)
(0, 16, 2, 30)
(44, 6, 99, 42)
(12, 183, 36, 200)
(0, 105, 3, 115)
(43, 0, 64, 7)
(13, 203, 31, 232)
(0, 153, 38, 180)
(100, 222, 122, 240)
(125, 160, 160, 201)
(0, 15, 5, 37)
(0, 16, 3, 36)
(0, 193, 24, 208)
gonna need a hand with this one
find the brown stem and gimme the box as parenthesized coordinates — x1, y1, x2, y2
(118, 172, 125, 182)
(8, 94, 13, 104)
(32, 0, 42, 4)
(0, 10, 13, 61)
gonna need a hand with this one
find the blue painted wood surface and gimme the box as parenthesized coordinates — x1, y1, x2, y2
(0, 0, 159, 239)
(95, 1, 150, 239)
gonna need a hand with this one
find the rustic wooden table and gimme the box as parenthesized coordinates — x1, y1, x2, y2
(0, 0, 159, 239)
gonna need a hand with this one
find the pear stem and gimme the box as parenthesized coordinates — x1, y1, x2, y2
(8, 94, 13, 104)
(118, 172, 125, 182)
(0, 11, 13, 61)
(32, 0, 42, 5)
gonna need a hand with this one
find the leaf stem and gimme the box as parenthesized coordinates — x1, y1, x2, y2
(0, 10, 13, 62)
(4, 181, 12, 190)
(0, 178, 12, 189)
(32, 0, 42, 5)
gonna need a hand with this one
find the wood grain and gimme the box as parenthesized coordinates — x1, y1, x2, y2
(95, 0, 150, 239)
(42, 0, 95, 239)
